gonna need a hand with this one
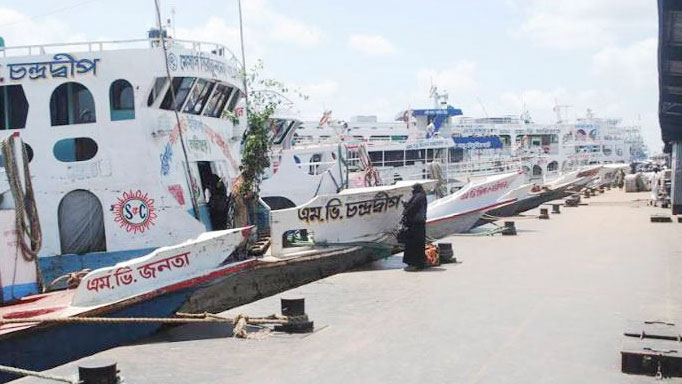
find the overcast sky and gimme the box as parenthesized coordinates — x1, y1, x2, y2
(0, 0, 662, 150)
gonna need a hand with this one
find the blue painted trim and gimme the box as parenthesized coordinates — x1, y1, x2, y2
(0, 288, 194, 383)
(38, 248, 157, 288)
(1, 282, 39, 303)
(188, 204, 213, 232)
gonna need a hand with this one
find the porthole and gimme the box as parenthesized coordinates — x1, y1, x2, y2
(53, 138, 98, 162)
(0, 142, 33, 167)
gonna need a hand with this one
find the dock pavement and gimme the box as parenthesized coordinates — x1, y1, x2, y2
(16, 190, 682, 383)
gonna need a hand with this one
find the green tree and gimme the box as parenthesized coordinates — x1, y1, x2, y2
(226, 59, 307, 199)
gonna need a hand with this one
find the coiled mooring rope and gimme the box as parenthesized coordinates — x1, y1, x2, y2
(1, 134, 44, 290)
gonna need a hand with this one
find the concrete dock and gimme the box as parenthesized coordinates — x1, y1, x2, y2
(16, 190, 682, 383)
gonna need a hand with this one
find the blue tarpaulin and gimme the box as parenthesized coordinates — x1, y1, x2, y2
(411, 106, 463, 137)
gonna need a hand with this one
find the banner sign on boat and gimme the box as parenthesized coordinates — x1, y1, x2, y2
(5, 53, 99, 81)
(452, 136, 503, 150)
(86, 252, 190, 293)
(297, 191, 402, 223)
(460, 180, 510, 200)
(167, 52, 237, 78)
(405, 138, 453, 151)
(113, 190, 157, 234)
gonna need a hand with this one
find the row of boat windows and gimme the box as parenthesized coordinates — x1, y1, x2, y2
(0, 76, 241, 131)
(147, 77, 241, 118)
(0, 80, 134, 130)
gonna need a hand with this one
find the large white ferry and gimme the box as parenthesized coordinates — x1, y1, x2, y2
(0, 31, 249, 299)
(292, 89, 648, 182)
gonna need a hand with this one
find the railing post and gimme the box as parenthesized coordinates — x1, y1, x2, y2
(672, 142, 682, 215)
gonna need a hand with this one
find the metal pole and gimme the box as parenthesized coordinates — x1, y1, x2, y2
(153, 0, 200, 220)
(237, 0, 249, 122)
(672, 142, 682, 215)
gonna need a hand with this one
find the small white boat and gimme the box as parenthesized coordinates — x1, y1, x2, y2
(269, 180, 436, 256)
(426, 171, 524, 239)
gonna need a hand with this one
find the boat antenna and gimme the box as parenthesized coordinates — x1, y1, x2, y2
(476, 97, 489, 118)
(237, 0, 249, 124)
(153, 0, 200, 220)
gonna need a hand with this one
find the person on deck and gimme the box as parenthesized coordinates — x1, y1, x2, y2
(402, 183, 427, 272)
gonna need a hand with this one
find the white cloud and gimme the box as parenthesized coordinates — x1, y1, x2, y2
(0, 8, 86, 48)
(176, 17, 245, 58)
(243, 0, 322, 47)
(416, 61, 478, 96)
(299, 79, 339, 98)
(593, 38, 657, 88)
(516, 0, 655, 49)
(347, 34, 396, 56)
(175, 0, 322, 61)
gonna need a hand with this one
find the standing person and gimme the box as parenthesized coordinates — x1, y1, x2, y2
(651, 167, 661, 207)
(401, 183, 427, 271)
(617, 169, 625, 189)
(207, 174, 229, 230)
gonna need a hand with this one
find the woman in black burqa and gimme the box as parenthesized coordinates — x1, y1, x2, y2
(401, 183, 427, 271)
(207, 174, 230, 230)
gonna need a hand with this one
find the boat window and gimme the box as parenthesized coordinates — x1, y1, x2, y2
(225, 89, 241, 113)
(147, 77, 168, 106)
(384, 150, 405, 167)
(53, 137, 98, 162)
(203, 84, 233, 118)
(109, 79, 135, 121)
(271, 119, 293, 145)
(58, 190, 106, 254)
(0, 85, 28, 130)
(406, 149, 424, 166)
(448, 148, 464, 162)
(547, 161, 558, 172)
(370, 135, 390, 142)
(160, 77, 196, 111)
(369, 151, 383, 167)
(532, 165, 543, 176)
(50, 82, 96, 126)
(183, 79, 215, 115)
(0, 142, 33, 167)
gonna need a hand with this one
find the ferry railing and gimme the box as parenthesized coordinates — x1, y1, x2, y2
(0, 38, 240, 63)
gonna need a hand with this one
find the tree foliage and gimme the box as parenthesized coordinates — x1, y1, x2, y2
(226, 60, 307, 198)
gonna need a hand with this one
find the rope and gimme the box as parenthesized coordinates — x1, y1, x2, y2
(0, 313, 309, 340)
(1, 134, 44, 290)
(0, 364, 79, 384)
(1, 135, 42, 262)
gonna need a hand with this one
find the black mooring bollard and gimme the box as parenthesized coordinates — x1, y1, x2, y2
(607, 185, 611, 190)
(583, 190, 591, 199)
(78, 359, 118, 384)
(275, 297, 314, 333)
(503, 221, 517, 235)
(590, 189, 596, 197)
(552, 204, 561, 214)
(539, 208, 550, 219)
(565, 195, 580, 207)
(437, 242, 455, 263)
